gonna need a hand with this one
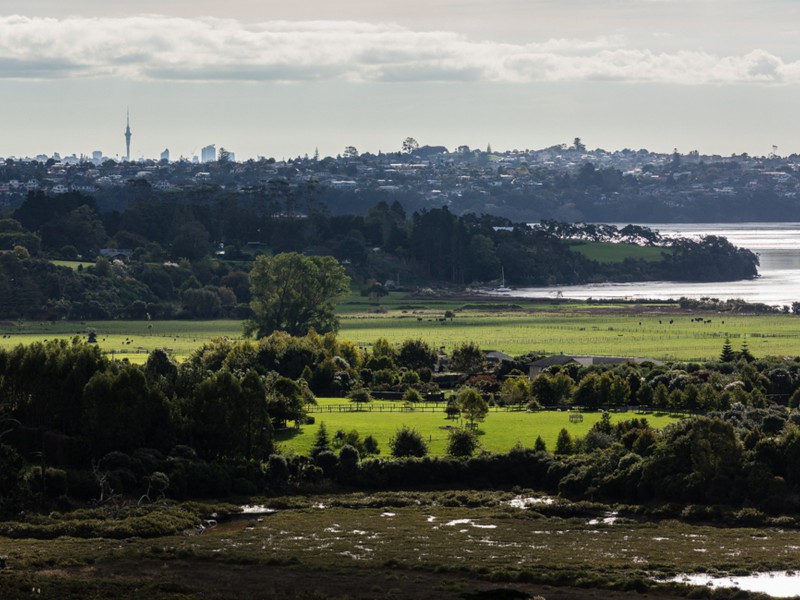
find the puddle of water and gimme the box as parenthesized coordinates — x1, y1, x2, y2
(240, 505, 276, 515)
(665, 571, 800, 597)
(587, 513, 618, 525)
(313, 503, 328, 509)
(443, 518, 497, 529)
(380, 512, 396, 517)
(505, 496, 555, 509)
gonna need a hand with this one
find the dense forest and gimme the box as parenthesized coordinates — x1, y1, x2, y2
(0, 190, 759, 320)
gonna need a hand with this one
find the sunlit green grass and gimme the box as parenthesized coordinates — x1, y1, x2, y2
(1, 297, 799, 363)
(337, 310, 800, 361)
(0, 320, 245, 364)
(277, 404, 683, 457)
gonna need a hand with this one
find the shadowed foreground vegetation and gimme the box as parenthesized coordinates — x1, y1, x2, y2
(0, 491, 793, 599)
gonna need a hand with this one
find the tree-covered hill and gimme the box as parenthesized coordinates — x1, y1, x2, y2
(0, 191, 759, 320)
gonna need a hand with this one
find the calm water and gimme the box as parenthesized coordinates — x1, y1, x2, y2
(509, 223, 800, 307)
(664, 571, 800, 597)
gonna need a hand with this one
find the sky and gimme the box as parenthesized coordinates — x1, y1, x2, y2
(1, 0, 800, 161)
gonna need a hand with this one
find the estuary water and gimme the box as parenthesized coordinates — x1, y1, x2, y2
(510, 223, 800, 307)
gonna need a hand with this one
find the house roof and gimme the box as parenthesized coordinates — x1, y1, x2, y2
(484, 350, 513, 362)
(527, 355, 662, 368)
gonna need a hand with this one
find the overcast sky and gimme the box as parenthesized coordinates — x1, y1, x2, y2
(2, 1, 799, 160)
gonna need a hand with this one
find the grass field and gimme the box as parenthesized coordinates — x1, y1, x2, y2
(569, 241, 665, 263)
(0, 319, 246, 363)
(337, 306, 800, 360)
(276, 402, 683, 456)
(0, 294, 799, 362)
(50, 259, 95, 270)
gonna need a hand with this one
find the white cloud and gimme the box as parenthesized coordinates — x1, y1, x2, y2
(0, 14, 797, 85)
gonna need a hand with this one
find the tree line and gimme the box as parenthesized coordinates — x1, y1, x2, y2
(0, 189, 760, 320)
(2, 331, 800, 515)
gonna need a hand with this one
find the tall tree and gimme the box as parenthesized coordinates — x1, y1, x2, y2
(245, 253, 350, 338)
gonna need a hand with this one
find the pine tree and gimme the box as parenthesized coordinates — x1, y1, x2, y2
(310, 422, 330, 458)
(739, 340, 754, 362)
(555, 428, 573, 455)
(720, 337, 735, 362)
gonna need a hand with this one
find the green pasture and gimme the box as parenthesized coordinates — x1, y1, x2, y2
(569, 241, 666, 263)
(0, 319, 245, 364)
(337, 309, 800, 361)
(51, 259, 96, 270)
(276, 403, 683, 456)
(0, 306, 799, 362)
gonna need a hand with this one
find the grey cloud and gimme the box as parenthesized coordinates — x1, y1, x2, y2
(0, 15, 797, 86)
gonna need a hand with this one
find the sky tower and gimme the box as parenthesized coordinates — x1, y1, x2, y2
(124, 110, 132, 161)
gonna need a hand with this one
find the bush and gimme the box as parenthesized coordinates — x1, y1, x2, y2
(315, 450, 339, 476)
(389, 426, 428, 458)
(402, 387, 424, 403)
(363, 435, 381, 455)
(267, 454, 289, 487)
(447, 429, 479, 458)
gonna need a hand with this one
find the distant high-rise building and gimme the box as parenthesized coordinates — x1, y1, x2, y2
(92, 151, 103, 164)
(160, 148, 170, 162)
(124, 110, 132, 161)
(201, 144, 216, 163)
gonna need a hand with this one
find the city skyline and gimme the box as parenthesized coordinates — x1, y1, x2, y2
(1, 1, 800, 160)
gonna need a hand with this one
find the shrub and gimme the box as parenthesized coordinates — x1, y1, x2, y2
(402, 388, 424, 403)
(315, 450, 339, 476)
(389, 426, 428, 458)
(447, 429, 480, 458)
(267, 454, 289, 486)
(363, 435, 381, 455)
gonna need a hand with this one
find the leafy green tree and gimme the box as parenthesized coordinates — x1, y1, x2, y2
(457, 386, 489, 429)
(396, 338, 437, 371)
(267, 376, 306, 428)
(245, 253, 350, 338)
(555, 427, 574, 455)
(449, 341, 485, 374)
(447, 428, 480, 457)
(573, 372, 601, 408)
(81, 365, 174, 455)
(500, 376, 531, 405)
(389, 425, 428, 457)
(445, 398, 461, 420)
(241, 370, 274, 460)
(532, 372, 574, 406)
(188, 369, 247, 459)
(348, 387, 372, 410)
